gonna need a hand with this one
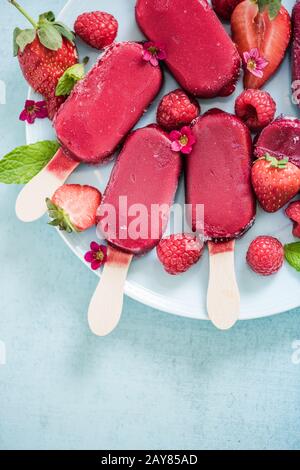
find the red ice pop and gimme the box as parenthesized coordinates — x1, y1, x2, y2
(292, 1, 300, 94)
(16, 42, 162, 222)
(136, 0, 240, 98)
(54, 42, 163, 164)
(88, 125, 182, 336)
(186, 110, 256, 240)
(185, 110, 256, 329)
(98, 125, 182, 254)
(255, 116, 300, 169)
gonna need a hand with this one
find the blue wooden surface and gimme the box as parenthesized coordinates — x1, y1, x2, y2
(0, 0, 299, 450)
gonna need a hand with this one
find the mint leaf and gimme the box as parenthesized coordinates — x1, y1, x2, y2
(0, 141, 60, 184)
(56, 63, 85, 96)
(15, 29, 36, 53)
(284, 242, 300, 272)
(38, 24, 62, 51)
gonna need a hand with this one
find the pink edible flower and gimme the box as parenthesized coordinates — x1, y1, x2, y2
(84, 242, 108, 271)
(142, 41, 167, 67)
(169, 126, 196, 155)
(19, 100, 48, 124)
(243, 48, 268, 78)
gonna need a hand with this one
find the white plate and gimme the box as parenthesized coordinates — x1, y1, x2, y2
(27, 0, 300, 320)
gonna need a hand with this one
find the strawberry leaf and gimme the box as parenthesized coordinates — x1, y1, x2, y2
(13, 27, 22, 56)
(38, 11, 56, 23)
(268, 0, 281, 20)
(0, 141, 60, 184)
(265, 153, 288, 168)
(55, 63, 85, 96)
(15, 28, 36, 53)
(37, 24, 62, 51)
(284, 242, 300, 272)
(257, 0, 281, 20)
(53, 22, 75, 44)
(46, 198, 78, 233)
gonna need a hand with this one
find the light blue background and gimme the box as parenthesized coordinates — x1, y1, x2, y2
(0, 0, 300, 451)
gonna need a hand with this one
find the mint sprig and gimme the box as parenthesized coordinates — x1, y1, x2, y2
(0, 141, 59, 184)
(284, 242, 300, 272)
(56, 63, 85, 96)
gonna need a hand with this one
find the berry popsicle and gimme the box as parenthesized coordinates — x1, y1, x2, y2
(185, 110, 255, 329)
(88, 125, 182, 336)
(136, 0, 241, 98)
(16, 42, 163, 222)
(291, 1, 300, 97)
(54, 42, 162, 164)
(255, 116, 300, 169)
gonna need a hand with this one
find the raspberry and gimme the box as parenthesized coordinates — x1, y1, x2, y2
(235, 89, 276, 132)
(74, 12, 118, 50)
(157, 233, 204, 275)
(157, 89, 200, 131)
(246, 236, 284, 276)
(286, 200, 300, 238)
(212, 0, 243, 21)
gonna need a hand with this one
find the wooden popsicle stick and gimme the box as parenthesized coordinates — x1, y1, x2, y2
(88, 246, 133, 336)
(15, 148, 79, 222)
(207, 240, 240, 330)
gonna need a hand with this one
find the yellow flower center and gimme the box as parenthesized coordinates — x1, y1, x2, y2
(95, 250, 104, 261)
(247, 59, 256, 71)
(180, 135, 188, 146)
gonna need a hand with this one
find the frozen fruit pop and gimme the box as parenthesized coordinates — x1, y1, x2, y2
(88, 125, 182, 336)
(16, 42, 162, 222)
(55, 42, 163, 164)
(255, 116, 300, 169)
(186, 110, 256, 240)
(99, 125, 182, 254)
(185, 110, 256, 330)
(292, 1, 300, 94)
(136, 0, 240, 98)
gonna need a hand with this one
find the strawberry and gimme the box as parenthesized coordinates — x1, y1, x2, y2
(212, 0, 243, 21)
(157, 89, 200, 131)
(74, 11, 118, 50)
(46, 184, 102, 233)
(246, 236, 284, 276)
(285, 201, 300, 238)
(251, 154, 300, 213)
(156, 234, 204, 275)
(231, 0, 291, 89)
(10, 1, 78, 119)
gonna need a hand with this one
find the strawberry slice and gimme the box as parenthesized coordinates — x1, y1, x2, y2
(231, 0, 291, 89)
(47, 184, 102, 232)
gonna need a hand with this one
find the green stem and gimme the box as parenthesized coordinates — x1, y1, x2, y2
(8, 0, 38, 29)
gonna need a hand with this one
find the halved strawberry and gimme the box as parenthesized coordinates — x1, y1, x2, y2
(231, 0, 291, 89)
(46, 184, 102, 232)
